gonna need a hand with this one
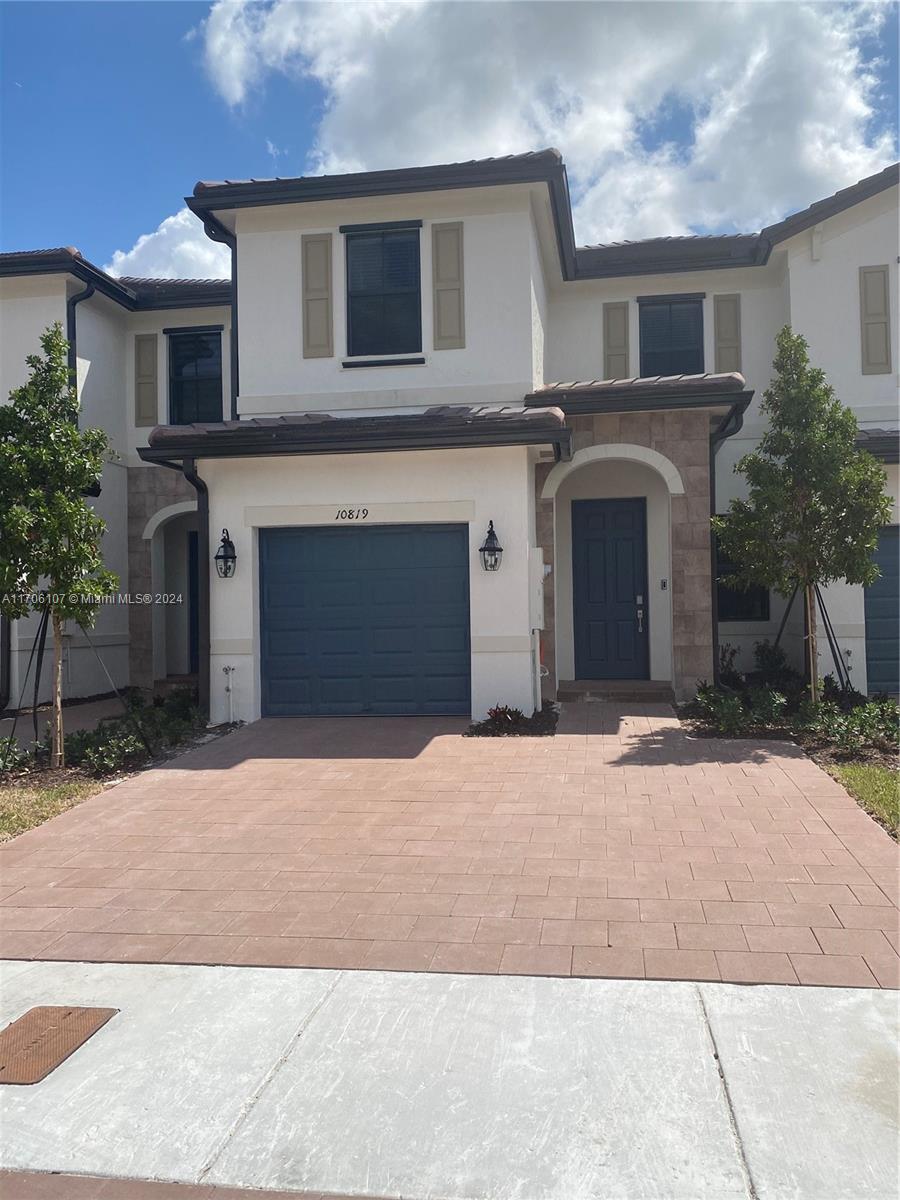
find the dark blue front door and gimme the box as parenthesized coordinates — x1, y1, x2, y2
(259, 524, 470, 716)
(572, 499, 649, 680)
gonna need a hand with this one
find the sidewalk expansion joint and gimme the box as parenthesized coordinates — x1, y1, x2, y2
(696, 986, 759, 1200)
(195, 969, 346, 1185)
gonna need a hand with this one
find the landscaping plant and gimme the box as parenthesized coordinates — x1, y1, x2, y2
(0, 324, 118, 766)
(713, 327, 892, 701)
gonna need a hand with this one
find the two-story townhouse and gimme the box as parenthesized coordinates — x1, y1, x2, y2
(1, 150, 896, 725)
(0, 254, 231, 712)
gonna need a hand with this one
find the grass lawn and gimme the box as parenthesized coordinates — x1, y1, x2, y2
(829, 762, 899, 837)
(0, 777, 102, 843)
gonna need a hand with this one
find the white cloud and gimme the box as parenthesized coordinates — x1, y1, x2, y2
(104, 208, 231, 280)
(198, 0, 896, 244)
(105, 1, 895, 279)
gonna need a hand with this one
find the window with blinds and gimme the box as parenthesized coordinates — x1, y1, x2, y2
(346, 228, 421, 357)
(168, 330, 223, 425)
(639, 295, 704, 376)
(715, 536, 770, 622)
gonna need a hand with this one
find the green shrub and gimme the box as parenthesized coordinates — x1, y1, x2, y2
(61, 687, 204, 776)
(693, 683, 899, 751)
(0, 737, 25, 771)
(747, 688, 787, 728)
(754, 640, 789, 676)
(158, 686, 199, 722)
(82, 729, 146, 775)
(792, 697, 900, 753)
(822, 674, 867, 711)
(746, 639, 805, 700)
(869, 697, 900, 745)
(695, 687, 746, 736)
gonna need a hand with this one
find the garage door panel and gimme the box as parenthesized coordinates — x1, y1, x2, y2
(370, 626, 415, 655)
(260, 524, 470, 716)
(267, 677, 313, 707)
(424, 673, 470, 703)
(423, 625, 469, 653)
(865, 526, 899, 696)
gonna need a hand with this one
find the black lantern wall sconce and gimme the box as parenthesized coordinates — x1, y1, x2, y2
(479, 521, 503, 572)
(214, 528, 237, 578)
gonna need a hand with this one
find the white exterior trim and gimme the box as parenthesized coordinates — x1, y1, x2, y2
(541, 444, 687, 499)
(142, 500, 198, 541)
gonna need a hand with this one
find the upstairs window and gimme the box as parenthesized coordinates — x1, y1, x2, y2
(345, 225, 421, 358)
(168, 328, 223, 425)
(715, 535, 770, 622)
(639, 294, 704, 376)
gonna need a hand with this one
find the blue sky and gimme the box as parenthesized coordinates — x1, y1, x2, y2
(0, 2, 319, 263)
(2, 1, 897, 277)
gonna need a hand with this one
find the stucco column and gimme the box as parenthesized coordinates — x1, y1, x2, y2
(534, 460, 556, 698)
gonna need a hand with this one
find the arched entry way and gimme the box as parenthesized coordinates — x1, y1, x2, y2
(141, 501, 199, 684)
(535, 436, 711, 700)
(542, 446, 683, 689)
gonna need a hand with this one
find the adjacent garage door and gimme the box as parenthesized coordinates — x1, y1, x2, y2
(865, 525, 899, 696)
(260, 524, 470, 716)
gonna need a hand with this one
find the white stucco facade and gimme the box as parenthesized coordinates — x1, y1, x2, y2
(202, 446, 542, 725)
(235, 186, 543, 416)
(1, 152, 897, 720)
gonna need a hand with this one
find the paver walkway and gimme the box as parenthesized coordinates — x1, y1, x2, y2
(0, 703, 897, 986)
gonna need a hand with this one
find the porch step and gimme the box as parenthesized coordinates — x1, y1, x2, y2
(557, 679, 676, 704)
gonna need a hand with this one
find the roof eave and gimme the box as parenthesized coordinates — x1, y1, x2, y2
(139, 420, 573, 465)
(524, 387, 753, 416)
(857, 434, 900, 464)
(0, 254, 231, 312)
(573, 249, 765, 280)
(186, 152, 579, 282)
(0, 253, 139, 307)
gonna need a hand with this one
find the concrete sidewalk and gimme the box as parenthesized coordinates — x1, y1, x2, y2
(0, 960, 896, 1199)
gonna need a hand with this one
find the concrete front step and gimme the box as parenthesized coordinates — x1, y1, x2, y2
(557, 679, 676, 704)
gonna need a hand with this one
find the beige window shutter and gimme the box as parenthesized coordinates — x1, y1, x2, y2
(302, 233, 333, 359)
(714, 294, 742, 373)
(432, 222, 465, 350)
(602, 301, 629, 379)
(859, 265, 892, 375)
(134, 333, 158, 427)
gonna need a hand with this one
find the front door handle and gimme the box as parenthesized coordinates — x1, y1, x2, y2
(637, 608, 644, 633)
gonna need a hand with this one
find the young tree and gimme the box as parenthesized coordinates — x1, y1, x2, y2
(713, 326, 892, 701)
(0, 323, 118, 765)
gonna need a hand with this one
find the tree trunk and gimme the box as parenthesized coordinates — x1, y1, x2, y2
(51, 612, 65, 768)
(804, 584, 819, 703)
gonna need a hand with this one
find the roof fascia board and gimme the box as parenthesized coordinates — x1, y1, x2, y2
(523, 390, 753, 416)
(0, 256, 139, 308)
(139, 424, 573, 464)
(857, 435, 900, 463)
(574, 249, 766, 280)
(0, 256, 231, 312)
(186, 154, 579, 281)
(759, 163, 899, 251)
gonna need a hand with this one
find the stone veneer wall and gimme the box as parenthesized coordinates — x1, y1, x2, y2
(127, 465, 195, 689)
(535, 409, 714, 700)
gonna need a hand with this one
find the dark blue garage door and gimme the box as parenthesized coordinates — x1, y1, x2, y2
(260, 524, 470, 716)
(865, 525, 899, 696)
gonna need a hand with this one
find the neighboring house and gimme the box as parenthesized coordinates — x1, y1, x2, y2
(0, 150, 897, 723)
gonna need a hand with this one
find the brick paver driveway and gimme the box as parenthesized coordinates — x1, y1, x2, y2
(1, 704, 897, 986)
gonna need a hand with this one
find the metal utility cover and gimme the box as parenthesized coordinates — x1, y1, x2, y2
(0, 1006, 117, 1085)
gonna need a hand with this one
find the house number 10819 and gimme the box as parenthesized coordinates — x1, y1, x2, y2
(335, 507, 369, 520)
